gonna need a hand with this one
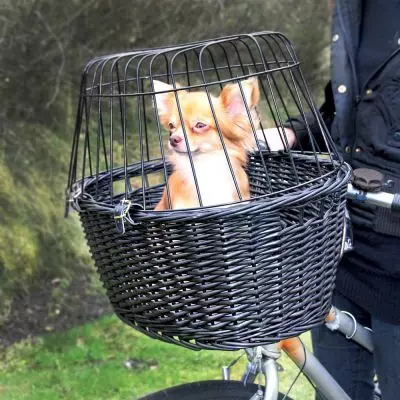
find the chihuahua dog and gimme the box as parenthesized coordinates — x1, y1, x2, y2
(153, 78, 260, 210)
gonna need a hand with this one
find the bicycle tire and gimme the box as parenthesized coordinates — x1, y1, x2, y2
(138, 380, 294, 400)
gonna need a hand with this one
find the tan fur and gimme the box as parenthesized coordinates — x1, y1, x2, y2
(153, 78, 259, 210)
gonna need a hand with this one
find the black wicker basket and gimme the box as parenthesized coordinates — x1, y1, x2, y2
(66, 32, 352, 350)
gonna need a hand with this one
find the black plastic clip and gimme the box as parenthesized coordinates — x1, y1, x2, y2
(114, 199, 132, 234)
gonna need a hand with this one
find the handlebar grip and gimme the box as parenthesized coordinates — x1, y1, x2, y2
(391, 193, 400, 215)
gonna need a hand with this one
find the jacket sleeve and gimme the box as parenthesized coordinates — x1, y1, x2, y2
(283, 81, 335, 151)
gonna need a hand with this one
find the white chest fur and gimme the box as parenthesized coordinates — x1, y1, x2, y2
(172, 152, 239, 207)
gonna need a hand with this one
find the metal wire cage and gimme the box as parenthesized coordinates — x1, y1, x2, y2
(66, 32, 351, 350)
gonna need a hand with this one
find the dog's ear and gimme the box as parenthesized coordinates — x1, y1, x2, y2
(153, 80, 176, 120)
(220, 78, 260, 117)
(218, 78, 260, 146)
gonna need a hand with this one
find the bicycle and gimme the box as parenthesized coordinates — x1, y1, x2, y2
(137, 167, 400, 400)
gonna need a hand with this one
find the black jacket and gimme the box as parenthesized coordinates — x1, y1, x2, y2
(289, 0, 400, 323)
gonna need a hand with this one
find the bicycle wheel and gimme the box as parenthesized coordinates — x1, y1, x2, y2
(138, 380, 294, 400)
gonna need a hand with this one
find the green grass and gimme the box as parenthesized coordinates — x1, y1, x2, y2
(0, 315, 314, 399)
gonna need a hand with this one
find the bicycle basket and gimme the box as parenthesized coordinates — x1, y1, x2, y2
(66, 32, 351, 350)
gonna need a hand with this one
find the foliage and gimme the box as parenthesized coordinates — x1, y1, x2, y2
(0, 122, 95, 334)
(0, 0, 329, 124)
(0, 315, 314, 399)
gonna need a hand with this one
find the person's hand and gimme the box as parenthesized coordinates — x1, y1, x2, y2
(256, 127, 296, 151)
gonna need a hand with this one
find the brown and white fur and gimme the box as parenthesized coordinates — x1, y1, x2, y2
(153, 78, 260, 210)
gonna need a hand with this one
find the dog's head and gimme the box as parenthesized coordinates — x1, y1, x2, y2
(153, 78, 260, 157)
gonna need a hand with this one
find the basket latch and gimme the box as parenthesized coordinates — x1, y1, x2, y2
(64, 184, 82, 217)
(114, 199, 132, 234)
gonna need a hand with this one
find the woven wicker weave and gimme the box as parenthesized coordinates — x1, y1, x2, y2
(66, 32, 352, 350)
(74, 153, 351, 350)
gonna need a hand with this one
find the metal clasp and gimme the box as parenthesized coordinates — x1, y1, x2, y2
(114, 199, 132, 234)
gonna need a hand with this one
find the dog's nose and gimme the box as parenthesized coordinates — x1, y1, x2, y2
(169, 135, 182, 147)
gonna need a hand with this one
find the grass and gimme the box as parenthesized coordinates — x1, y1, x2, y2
(0, 315, 314, 399)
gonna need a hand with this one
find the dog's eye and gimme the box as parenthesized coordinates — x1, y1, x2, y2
(194, 122, 206, 130)
(168, 122, 175, 130)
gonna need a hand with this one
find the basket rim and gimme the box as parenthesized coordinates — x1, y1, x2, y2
(69, 153, 352, 221)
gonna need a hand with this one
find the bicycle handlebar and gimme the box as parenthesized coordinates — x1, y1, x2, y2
(346, 183, 400, 215)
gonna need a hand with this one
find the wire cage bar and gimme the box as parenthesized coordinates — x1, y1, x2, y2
(66, 32, 351, 350)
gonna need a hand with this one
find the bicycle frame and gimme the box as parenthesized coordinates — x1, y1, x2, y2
(238, 306, 374, 400)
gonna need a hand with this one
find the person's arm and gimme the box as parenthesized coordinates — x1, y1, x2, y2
(257, 82, 335, 151)
(256, 126, 296, 151)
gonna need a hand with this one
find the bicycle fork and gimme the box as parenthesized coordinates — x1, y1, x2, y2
(233, 338, 350, 400)
(242, 344, 281, 400)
